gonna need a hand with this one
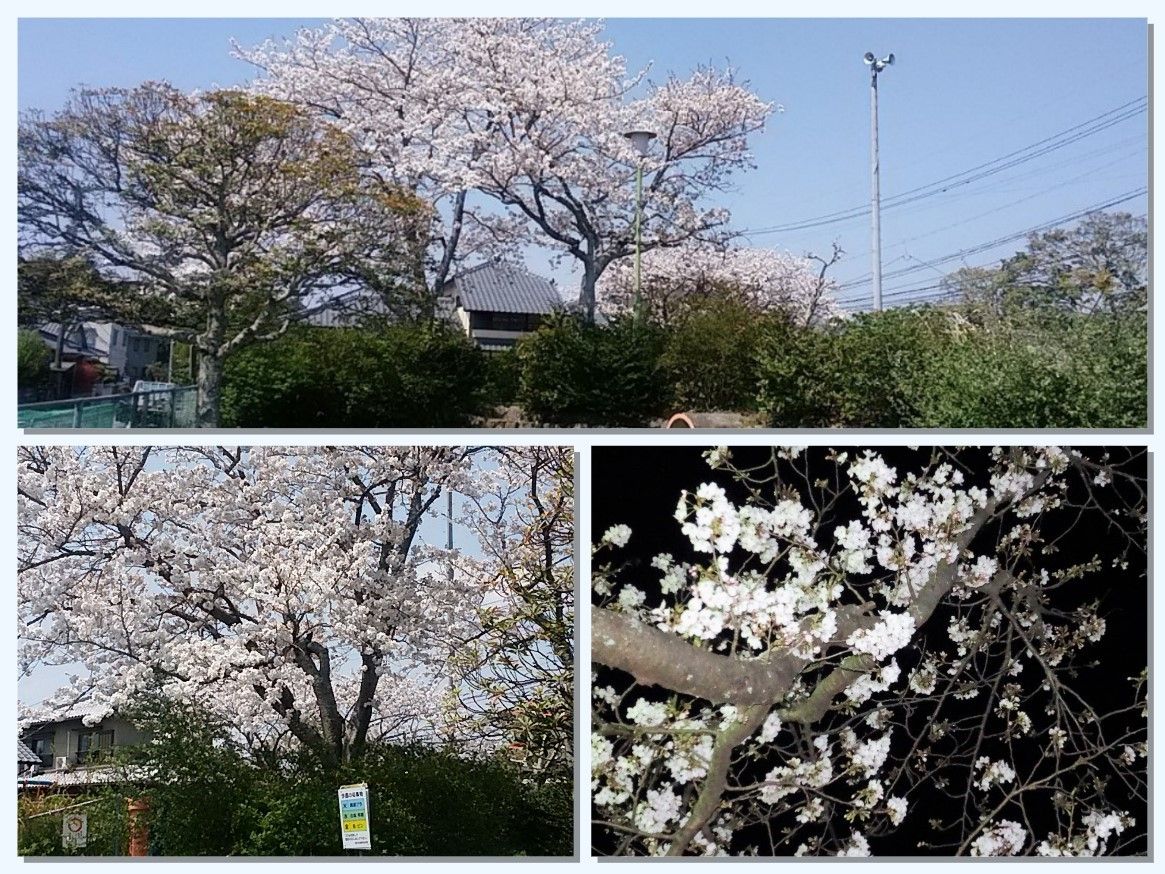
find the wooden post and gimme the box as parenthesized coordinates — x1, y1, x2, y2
(127, 797, 149, 856)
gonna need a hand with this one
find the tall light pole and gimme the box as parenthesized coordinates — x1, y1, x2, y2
(863, 51, 894, 312)
(623, 129, 656, 320)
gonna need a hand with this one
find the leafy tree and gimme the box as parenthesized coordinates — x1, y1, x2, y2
(453, 447, 575, 782)
(17, 328, 51, 392)
(19, 83, 423, 426)
(945, 212, 1147, 316)
(592, 447, 1146, 856)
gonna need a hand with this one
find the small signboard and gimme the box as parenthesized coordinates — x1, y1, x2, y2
(337, 782, 371, 851)
(61, 812, 88, 849)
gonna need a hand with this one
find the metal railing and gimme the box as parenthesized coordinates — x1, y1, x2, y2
(18, 386, 198, 430)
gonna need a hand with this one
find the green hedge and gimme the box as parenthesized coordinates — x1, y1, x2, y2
(660, 298, 769, 412)
(212, 305, 1144, 429)
(221, 324, 488, 428)
(516, 314, 672, 426)
(753, 307, 1146, 429)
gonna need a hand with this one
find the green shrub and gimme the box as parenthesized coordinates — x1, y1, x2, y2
(913, 310, 1147, 428)
(47, 699, 573, 857)
(18, 793, 129, 857)
(221, 324, 488, 428)
(483, 347, 523, 407)
(754, 305, 1146, 429)
(756, 309, 945, 427)
(661, 298, 768, 411)
(517, 314, 671, 426)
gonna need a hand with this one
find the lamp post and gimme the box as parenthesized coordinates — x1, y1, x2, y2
(623, 129, 656, 320)
(863, 51, 894, 312)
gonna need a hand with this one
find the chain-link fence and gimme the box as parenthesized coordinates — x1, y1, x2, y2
(18, 386, 198, 429)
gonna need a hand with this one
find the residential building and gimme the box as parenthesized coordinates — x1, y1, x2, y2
(298, 261, 571, 350)
(17, 740, 40, 777)
(19, 705, 148, 788)
(442, 261, 564, 351)
(38, 322, 169, 388)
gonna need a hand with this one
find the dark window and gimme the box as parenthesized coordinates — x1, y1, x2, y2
(472, 311, 542, 332)
(29, 736, 53, 768)
(76, 729, 115, 764)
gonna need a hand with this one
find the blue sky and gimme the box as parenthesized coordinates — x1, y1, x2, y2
(18, 17, 1149, 308)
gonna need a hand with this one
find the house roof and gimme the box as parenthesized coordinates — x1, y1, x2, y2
(38, 323, 107, 360)
(446, 262, 563, 315)
(17, 740, 40, 764)
(23, 701, 112, 730)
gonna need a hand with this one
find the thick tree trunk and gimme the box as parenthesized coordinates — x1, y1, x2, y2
(196, 306, 226, 429)
(580, 259, 598, 325)
(195, 352, 223, 429)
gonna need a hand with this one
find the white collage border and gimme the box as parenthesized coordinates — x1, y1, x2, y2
(3, 1, 1160, 869)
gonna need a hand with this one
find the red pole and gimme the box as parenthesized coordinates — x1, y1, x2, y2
(127, 797, 149, 856)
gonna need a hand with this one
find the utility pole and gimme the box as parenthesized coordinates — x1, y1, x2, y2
(446, 488, 454, 583)
(864, 51, 895, 311)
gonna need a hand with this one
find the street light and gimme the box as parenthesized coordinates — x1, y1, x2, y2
(863, 51, 894, 312)
(623, 129, 656, 320)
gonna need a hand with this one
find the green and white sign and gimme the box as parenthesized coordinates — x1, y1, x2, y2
(337, 782, 371, 851)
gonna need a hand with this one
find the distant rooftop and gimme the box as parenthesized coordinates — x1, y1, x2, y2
(445, 261, 563, 315)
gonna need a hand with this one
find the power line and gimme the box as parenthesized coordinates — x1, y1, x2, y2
(744, 96, 1147, 236)
(837, 149, 1146, 289)
(834, 188, 1147, 298)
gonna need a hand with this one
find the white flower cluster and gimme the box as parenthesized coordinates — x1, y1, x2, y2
(885, 795, 908, 826)
(625, 698, 669, 726)
(908, 660, 938, 694)
(844, 730, 892, 778)
(676, 483, 741, 553)
(973, 756, 1017, 792)
(835, 831, 871, 856)
(757, 710, 783, 743)
(600, 524, 632, 548)
(970, 819, 1027, 856)
(844, 659, 901, 705)
(967, 554, 999, 587)
(760, 744, 834, 804)
(1035, 809, 1134, 856)
(846, 613, 916, 661)
(635, 787, 682, 834)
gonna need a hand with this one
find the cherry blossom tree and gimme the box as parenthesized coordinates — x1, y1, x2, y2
(597, 243, 842, 326)
(17, 445, 572, 770)
(18, 84, 423, 426)
(237, 18, 773, 323)
(236, 18, 506, 305)
(451, 446, 575, 780)
(591, 446, 1146, 856)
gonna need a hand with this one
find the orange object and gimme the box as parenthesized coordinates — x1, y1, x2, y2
(127, 797, 150, 857)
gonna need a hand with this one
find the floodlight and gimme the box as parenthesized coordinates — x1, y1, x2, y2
(623, 130, 657, 157)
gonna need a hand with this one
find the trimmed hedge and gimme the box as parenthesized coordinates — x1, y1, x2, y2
(211, 305, 1144, 429)
(516, 314, 672, 426)
(221, 324, 488, 428)
(754, 307, 1146, 429)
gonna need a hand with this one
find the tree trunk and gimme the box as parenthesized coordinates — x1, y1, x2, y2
(196, 351, 223, 429)
(580, 259, 598, 325)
